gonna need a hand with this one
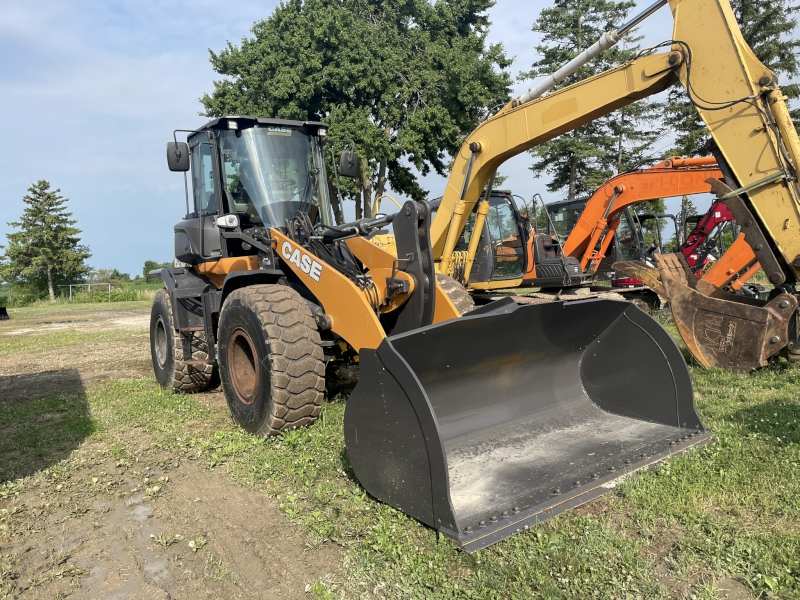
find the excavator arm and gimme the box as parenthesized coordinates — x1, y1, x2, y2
(431, 51, 682, 269)
(430, 0, 800, 371)
(561, 156, 723, 273)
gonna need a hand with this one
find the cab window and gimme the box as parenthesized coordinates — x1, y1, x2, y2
(191, 142, 216, 215)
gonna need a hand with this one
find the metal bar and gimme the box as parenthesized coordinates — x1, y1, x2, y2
(617, 0, 668, 35)
(516, 0, 667, 106)
(719, 170, 790, 200)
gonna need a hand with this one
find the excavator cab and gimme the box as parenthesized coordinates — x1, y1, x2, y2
(429, 191, 530, 285)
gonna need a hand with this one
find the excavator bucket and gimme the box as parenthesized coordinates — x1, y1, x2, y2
(344, 298, 711, 551)
(640, 254, 797, 373)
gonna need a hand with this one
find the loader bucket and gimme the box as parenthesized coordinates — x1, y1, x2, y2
(345, 298, 711, 551)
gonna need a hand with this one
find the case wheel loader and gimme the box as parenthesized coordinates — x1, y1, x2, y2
(150, 115, 708, 551)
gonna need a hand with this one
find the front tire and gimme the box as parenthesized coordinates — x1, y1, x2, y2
(150, 289, 215, 393)
(217, 285, 325, 436)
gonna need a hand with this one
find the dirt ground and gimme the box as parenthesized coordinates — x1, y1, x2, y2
(0, 304, 343, 599)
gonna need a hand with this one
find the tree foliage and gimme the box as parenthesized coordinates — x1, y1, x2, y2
(665, 0, 800, 156)
(201, 0, 512, 218)
(143, 260, 172, 280)
(0, 181, 91, 302)
(521, 0, 665, 202)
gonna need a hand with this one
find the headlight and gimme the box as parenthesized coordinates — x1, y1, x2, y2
(216, 214, 239, 228)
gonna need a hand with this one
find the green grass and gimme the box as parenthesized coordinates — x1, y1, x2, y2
(0, 329, 146, 358)
(61, 363, 797, 599)
(0, 300, 151, 323)
(1, 310, 799, 598)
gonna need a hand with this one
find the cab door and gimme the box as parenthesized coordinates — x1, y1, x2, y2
(174, 136, 223, 263)
(486, 193, 527, 280)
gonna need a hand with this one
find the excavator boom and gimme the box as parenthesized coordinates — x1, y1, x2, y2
(430, 0, 799, 371)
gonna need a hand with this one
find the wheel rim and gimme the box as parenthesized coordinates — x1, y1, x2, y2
(228, 328, 259, 405)
(154, 315, 169, 369)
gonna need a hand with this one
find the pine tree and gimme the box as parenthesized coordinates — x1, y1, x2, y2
(665, 0, 800, 156)
(0, 181, 91, 301)
(676, 195, 699, 245)
(520, 0, 665, 202)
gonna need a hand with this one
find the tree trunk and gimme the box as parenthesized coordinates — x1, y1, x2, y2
(568, 153, 578, 202)
(360, 156, 372, 218)
(355, 191, 363, 220)
(47, 266, 55, 302)
(375, 157, 388, 209)
(327, 178, 344, 225)
(373, 124, 390, 211)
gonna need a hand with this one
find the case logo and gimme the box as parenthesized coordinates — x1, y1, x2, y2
(281, 241, 323, 282)
(267, 126, 293, 135)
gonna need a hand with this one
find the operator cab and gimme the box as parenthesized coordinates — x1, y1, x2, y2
(429, 190, 529, 283)
(168, 116, 334, 264)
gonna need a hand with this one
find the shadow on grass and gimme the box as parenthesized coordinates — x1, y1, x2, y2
(731, 396, 800, 444)
(0, 369, 95, 481)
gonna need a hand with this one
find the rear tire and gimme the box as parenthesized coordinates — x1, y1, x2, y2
(150, 289, 215, 393)
(436, 274, 475, 315)
(218, 285, 325, 436)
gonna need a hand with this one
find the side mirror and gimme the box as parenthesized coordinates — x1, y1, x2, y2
(167, 142, 190, 172)
(339, 150, 359, 178)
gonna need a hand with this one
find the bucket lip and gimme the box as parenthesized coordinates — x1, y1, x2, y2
(447, 429, 714, 552)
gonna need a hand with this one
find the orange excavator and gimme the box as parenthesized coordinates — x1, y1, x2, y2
(521, 156, 725, 288)
(413, 157, 754, 297)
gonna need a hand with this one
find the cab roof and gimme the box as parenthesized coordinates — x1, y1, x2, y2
(188, 116, 328, 139)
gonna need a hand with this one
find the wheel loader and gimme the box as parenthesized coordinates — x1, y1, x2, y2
(150, 114, 707, 550)
(149, 0, 800, 550)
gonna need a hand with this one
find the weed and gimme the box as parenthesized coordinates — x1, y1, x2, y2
(150, 533, 183, 549)
(204, 552, 232, 582)
(188, 536, 207, 553)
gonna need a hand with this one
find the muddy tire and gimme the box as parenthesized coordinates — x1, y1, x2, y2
(436, 273, 475, 315)
(217, 285, 325, 436)
(150, 289, 215, 393)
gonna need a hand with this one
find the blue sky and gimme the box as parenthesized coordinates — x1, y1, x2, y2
(0, 1, 702, 275)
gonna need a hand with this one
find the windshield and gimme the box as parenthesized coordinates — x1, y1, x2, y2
(546, 198, 588, 240)
(217, 127, 332, 229)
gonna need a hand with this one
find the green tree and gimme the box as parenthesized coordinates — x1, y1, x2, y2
(675, 194, 699, 246)
(521, 0, 665, 202)
(90, 269, 132, 285)
(201, 0, 512, 220)
(143, 260, 173, 279)
(0, 181, 91, 302)
(665, 0, 800, 156)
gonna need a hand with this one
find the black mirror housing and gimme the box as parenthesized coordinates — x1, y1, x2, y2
(339, 150, 359, 178)
(167, 142, 190, 172)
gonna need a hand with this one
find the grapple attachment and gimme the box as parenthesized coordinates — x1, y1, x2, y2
(344, 298, 710, 551)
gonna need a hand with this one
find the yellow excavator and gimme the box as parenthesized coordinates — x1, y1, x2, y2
(421, 0, 799, 373)
(150, 0, 796, 551)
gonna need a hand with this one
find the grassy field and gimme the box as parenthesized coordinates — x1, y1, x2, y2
(1, 304, 799, 598)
